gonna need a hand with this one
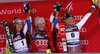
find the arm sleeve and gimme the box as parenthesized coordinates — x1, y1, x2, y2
(25, 13, 35, 39)
(23, 23, 28, 36)
(23, 16, 32, 36)
(50, 14, 59, 31)
(76, 6, 95, 30)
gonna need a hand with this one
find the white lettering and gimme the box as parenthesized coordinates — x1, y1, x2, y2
(7, 10, 11, 14)
(6, 26, 10, 36)
(0, 34, 6, 39)
(0, 9, 21, 15)
(17, 9, 21, 14)
(0, 48, 6, 53)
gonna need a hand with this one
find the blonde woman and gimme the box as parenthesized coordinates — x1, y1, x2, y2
(50, 1, 97, 53)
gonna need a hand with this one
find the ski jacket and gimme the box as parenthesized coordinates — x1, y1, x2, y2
(11, 23, 29, 53)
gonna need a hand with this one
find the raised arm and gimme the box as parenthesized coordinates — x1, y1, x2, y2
(24, 2, 35, 40)
(23, 23, 28, 36)
(23, 16, 32, 36)
(76, 2, 97, 30)
(50, 2, 62, 31)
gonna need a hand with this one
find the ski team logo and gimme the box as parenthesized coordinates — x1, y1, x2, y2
(63, 1, 73, 13)
(59, 25, 65, 31)
(60, 28, 65, 31)
(39, 20, 44, 23)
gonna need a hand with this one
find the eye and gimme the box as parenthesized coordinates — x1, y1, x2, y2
(38, 23, 41, 25)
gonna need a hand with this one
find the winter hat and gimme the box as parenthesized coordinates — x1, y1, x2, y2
(35, 17, 45, 26)
(65, 13, 74, 20)
(13, 17, 23, 26)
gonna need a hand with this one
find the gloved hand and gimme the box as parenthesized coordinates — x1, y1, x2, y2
(24, 2, 30, 13)
(6, 47, 14, 53)
(46, 49, 52, 53)
(54, 2, 62, 12)
(92, 0, 98, 6)
(91, 0, 98, 9)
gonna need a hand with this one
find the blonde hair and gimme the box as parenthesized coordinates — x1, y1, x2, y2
(35, 26, 38, 31)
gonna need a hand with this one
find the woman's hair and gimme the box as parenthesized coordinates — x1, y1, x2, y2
(35, 26, 38, 31)
(13, 25, 24, 39)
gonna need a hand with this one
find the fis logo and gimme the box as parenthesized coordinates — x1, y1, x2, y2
(63, 1, 73, 13)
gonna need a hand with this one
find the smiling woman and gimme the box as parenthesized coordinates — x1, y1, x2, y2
(35, 17, 45, 31)
(50, 0, 97, 53)
(6, 17, 30, 53)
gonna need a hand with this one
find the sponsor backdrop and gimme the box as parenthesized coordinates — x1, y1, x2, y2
(0, 0, 100, 53)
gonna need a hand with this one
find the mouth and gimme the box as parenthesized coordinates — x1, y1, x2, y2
(39, 27, 45, 30)
(17, 27, 22, 31)
(69, 21, 73, 24)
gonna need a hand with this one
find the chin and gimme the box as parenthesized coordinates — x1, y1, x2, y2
(17, 29, 21, 31)
(40, 29, 43, 30)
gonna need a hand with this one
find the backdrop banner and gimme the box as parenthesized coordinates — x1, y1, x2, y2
(0, 0, 100, 53)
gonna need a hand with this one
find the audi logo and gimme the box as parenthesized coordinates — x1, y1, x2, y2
(74, 15, 84, 20)
(57, 40, 89, 46)
(80, 40, 89, 45)
(81, 27, 87, 32)
(35, 40, 48, 46)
